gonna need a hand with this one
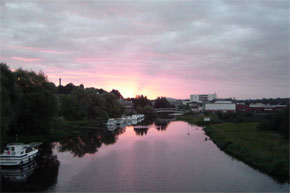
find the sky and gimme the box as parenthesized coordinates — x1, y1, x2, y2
(1, 0, 289, 99)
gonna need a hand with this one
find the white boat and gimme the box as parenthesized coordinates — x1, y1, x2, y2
(106, 118, 116, 126)
(126, 116, 132, 121)
(0, 143, 38, 167)
(137, 114, 145, 122)
(124, 116, 132, 125)
(115, 118, 125, 125)
(131, 119, 138, 125)
(107, 124, 117, 132)
(131, 115, 138, 120)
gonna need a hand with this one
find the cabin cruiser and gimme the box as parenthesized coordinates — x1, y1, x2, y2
(131, 115, 138, 120)
(124, 116, 132, 125)
(106, 118, 116, 126)
(0, 143, 38, 167)
(107, 124, 117, 132)
(115, 118, 125, 125)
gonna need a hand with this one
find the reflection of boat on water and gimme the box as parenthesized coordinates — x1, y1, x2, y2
(0, 161, 36, 182)
(0, 143, 39, 167)
(134, 126, 149, 130)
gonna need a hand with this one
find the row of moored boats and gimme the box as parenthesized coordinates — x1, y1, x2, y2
(106, 114, 145, 130)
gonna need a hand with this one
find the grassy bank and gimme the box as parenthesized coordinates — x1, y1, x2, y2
(204, 122, 289, 183)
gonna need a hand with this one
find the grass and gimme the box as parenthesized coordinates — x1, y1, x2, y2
(204, 122, 289, 183)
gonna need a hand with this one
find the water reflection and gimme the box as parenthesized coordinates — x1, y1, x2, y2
(57, 127, 125, 157)
(134, 127, 149, 136)
(155, 118, 173, 131)
(3, 119, 289, 192)
(1, 143, 59, 192)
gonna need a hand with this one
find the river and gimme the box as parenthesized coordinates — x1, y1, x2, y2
(1, 121, 289, 192)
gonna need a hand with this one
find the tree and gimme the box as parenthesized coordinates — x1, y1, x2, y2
(0, 63, 21, 137)
(57, 83, 77, 94)
(110, 89, 123, 99)
(154, 97, 171, 108)
(12, 69, 57, 134)
(101, 92, 124, 118)
(256, 105, 289, 138)
(131, 95, 152, 108)
(142, 105, 156, 119)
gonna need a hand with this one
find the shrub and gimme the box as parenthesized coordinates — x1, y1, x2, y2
(257, 119, 271, 130)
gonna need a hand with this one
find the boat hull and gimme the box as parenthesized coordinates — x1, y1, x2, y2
(0, 150, 38, 167)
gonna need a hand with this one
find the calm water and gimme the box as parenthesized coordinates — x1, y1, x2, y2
(1, 121, 289, 192)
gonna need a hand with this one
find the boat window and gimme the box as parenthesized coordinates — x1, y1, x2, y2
(21, 151, 24, 154)
(11, 147, 15, 151)
(26, 147, 32, 153)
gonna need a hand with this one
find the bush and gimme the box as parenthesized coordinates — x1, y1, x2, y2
(257, 119, 271, 131)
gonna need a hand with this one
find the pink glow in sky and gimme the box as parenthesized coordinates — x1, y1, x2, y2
(1, 0, 289, 99)
(12, 57, 39, 62)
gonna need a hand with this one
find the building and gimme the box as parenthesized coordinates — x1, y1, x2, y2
(190, 93, 217, 103)
(248, 103, 287, 113)
(204, 101, 236, 113)
(236, 103, 251, 112)
(182, 99, 190, 105)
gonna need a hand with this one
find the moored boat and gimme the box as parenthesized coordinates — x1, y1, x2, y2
(0, 143, 38, 167)
(106, 118, 116, 126)
(115, 118, 125, 125)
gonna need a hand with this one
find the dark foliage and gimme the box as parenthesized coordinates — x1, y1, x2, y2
(257, 105, 289, 138)
(110, 89, 123, 99)
(1, 63, 57, 136)
(129, 95, 152, 108)
(154, 97, 172, 108)
(57, 83, 77, 94)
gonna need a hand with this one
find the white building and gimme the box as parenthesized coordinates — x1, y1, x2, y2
(205, 102, 236, 112)
(182, 100, 190, 105)
(190, 93, 217, 103)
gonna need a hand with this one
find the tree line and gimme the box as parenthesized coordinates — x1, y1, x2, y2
(1, 63, 174, 138)
(1, 63, 124, 137)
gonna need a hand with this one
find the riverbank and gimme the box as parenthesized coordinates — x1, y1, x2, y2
(204, 122, 289, 183)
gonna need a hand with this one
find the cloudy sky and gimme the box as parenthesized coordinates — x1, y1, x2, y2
(1, 0, 289, 99)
